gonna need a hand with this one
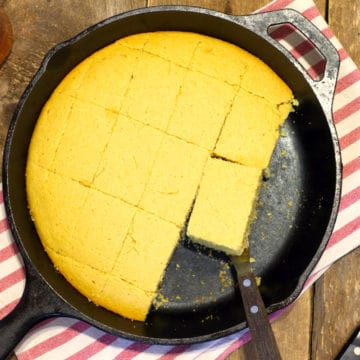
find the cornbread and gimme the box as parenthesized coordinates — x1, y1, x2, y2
(166, 71, 235, 150)
(187, 158, 262, 255)
(140, 135, 208, 226)
(26, 31, 294, 322)
(214, 88, 288, 168)
(93, 115, 164, 205)
(121, 53, 186, 131)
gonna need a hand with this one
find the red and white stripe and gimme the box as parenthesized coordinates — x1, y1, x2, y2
(0, 0, 358, 358)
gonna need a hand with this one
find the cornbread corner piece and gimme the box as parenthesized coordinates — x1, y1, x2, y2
(121, 51, 186, 131)
(191, 34, 253, 85)
(214, 88, 288, 169)
(100, 274, 154, 321)
(241, 56, 294, 110)
(45, 247, 107, 305)
(93, 115, 164, 206)
(59, 43, 141, 112)
(113, 209, 180, 293)
(27, 93, 74, 169)
(51, 99, 118, 184)
(72, 188, 137, 273)
(187, 157, 262, 256)
(26, 164, 89, 255)
(167, 70, 236, 150)
(143, 31, 201, 67)
(140, 135, 208, 227)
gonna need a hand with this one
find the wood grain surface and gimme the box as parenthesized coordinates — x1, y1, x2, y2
(0, 1, 359, 359)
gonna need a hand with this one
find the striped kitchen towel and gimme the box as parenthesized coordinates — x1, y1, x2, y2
(0, 0, 359, 358)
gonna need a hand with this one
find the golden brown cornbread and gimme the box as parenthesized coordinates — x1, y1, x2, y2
(139, 135, 208, 226)
(93, 114, 164, 206)
(26, 31, 294, 322)
(187, 158, 262, 255)
(214, 88, 287, 168)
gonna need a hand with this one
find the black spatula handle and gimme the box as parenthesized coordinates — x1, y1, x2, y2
(237, 272, 282, 360)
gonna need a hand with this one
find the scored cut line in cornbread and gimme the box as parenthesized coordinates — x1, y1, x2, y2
(58, 45, 142, 112)
(52, 100, 118, 185)
(26, 93, 74, 170)
(93, 114, 164, 206)
(121, 52, 187, 131)
(166, 70, 237, 151)
(26, 31, 294, 322)
(139, 135, 209, 227)
(112, 209, 181, 293)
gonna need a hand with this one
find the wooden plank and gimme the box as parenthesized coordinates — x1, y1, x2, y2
(147, 0, 327, 16)
(328, 1, 360, 67)
(312, 248, 360, 359)
(315, 0, 327, 18)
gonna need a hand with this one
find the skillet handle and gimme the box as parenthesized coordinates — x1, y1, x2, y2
(0, 263, 70, 360)
(233, 9, 339, 118)
(237, 272, 282, 360)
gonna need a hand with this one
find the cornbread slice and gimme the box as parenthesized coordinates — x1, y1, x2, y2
(191, 35, 252, 85)
(57, 44, 141, 111)
(51, 99, 117, 184)
(167, 71, 236, 150)
(45, 248, 106, 304)
(144, 31, 200, 67)
(121, 52, 186, 131)
(187, 158, 262, 255)
(93, 115, 164, 206)
(113, 209, 180, 292)
(101, 274, 154, 322)
(241, 56, 294, 117)
(72, 189, 136, 273)
(59, 44, 141, 112)
(27, 93, 74, 169)
(140, 135, 208, 226)
(26, 164, 89, 255)
(214, 88, 288, 169)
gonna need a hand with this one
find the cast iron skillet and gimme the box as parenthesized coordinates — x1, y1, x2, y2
(0, 6, 341, 358)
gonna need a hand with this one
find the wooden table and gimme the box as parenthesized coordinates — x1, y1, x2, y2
(1, 1, 359, 359)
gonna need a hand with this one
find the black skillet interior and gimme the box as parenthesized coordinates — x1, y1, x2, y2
(3, 7, 341, 344)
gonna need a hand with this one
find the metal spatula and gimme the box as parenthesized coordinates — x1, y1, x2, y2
(231, 249, 282, 359)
